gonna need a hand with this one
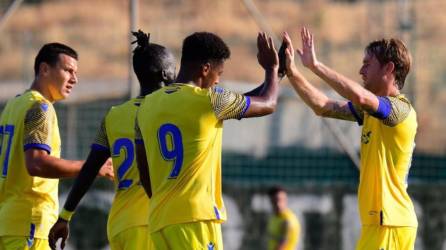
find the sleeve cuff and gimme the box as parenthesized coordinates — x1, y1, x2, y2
(91, 143, 109, 152)
(59, 208, 74, 222)
(371, 96, 392, 120)
(24, 143, 51, 154)
(239, 96, 251, 119)
(347, 102, 363, 126)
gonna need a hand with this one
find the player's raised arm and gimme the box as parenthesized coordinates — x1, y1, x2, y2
(297, 27, 379, 113)
(242, 32, 280, 118)
(284, 32, 359, 122)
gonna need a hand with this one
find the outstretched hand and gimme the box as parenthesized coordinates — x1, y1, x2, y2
(282, 32, 298, 76)
(257, 32, 279, 71)
(296, 27, 319, 70)
(48, 219, 69, 250)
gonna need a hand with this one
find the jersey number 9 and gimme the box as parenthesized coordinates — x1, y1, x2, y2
(158, 123, 184, 179)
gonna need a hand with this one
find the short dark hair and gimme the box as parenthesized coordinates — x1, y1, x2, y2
(34, 43, 78, 76)
(365, 38, 411, 90)
(268, 186, 286, 198)
(132, 30, 175, 86)
(181, 32, 230, 65)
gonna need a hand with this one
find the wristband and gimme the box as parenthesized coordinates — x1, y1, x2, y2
(59, 208, 74, 222)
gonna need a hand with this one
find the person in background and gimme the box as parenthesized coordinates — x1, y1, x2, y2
(267, 186, 300, 250)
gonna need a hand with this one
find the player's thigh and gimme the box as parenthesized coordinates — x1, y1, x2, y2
(154, 221, 222, 250)
(393, 227, 417, 250)
(109, 226, 153, 250)
(0, 237, 49, 250)
(356, 226, 416, 250)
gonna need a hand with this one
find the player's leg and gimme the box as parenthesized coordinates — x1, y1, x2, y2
(0, 236, 29, 250)
(356, 225, 416, 250)
(355, 225, 382, 250)
(30, 239, 50, 250)
(108, 232, 123, 250)
(392, 227, 417, 250)
(118, 226, 152, 250)
(151, 229, 170, 250)
(0, 237, 49, 250)
(157, 221, 222, 250)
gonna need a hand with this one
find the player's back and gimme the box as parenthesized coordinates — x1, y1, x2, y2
(0, 90, 60, 238)
(93, 97, 150, 239)
(137, 83, 226, 233)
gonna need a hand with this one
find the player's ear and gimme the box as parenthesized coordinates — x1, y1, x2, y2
(200, 62, 211, 77)
(39, 62, 51, 76)
(161, 69, 175, 85)
(384, 61, 395, 75)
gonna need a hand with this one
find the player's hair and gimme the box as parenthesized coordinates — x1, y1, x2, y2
(268, 186, 286, 198)
(132, 30, 175, 86)
(180, 32, 230, 65)
(34, 43, 78, 76)
(365, 38, 411, 90)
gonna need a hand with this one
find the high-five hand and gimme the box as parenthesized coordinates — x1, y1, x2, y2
(282, 32, 298, 77)
(297, 27, 319, 70)
(257, 32, 279, 71)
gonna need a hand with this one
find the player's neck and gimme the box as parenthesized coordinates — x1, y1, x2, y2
(175, 70, 202, 88)
(30, 79, 54, 103)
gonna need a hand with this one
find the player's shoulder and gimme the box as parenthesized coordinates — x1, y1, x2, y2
(28, 94, 54, 114)
(381, 94, 413, 126)
(108, 98, 141, 114)
(387, 94, 412, 108)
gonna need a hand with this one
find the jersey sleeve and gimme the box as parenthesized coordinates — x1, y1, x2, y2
(23, 101, 54, 154)
(381, 96, 411, 127)
(209, 86, 250, 120)
(91, 118, 110, 152)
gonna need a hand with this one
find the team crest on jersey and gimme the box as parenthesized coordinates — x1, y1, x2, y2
(214, 86, 224, 94)
(207, 242, 215, 250)
(40, 103, 49, 112)
(361, 131, 372, 144)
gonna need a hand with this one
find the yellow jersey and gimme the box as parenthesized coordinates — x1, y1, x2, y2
(353, 95, 418, 227)
(267, 209, 300, 250)
(92, 97, 150, 239)
(136, 83, 249, 233)
(0, 90, 60, 239)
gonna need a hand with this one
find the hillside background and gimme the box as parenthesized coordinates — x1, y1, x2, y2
(0, 0, 445, 153)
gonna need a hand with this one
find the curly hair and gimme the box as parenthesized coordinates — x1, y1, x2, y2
(365, 38, 411, 90)
(132, 30, 175, 86)
(181, 32, 230, 65)
(34, 43, 78, 76)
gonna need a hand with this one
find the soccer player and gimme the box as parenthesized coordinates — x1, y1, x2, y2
(135, 31, 280, 250)
(283, 28, 417, 250)
(47, 31, 176, 250)
(0, 43, 113, 250)
(267, 186, 300, 250)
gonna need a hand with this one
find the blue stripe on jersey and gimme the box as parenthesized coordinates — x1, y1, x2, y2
(371, 96, 392, 120)
(24, 143, 51, 154)
(27, 223, 35, 247)
(91, 143, 109, 152)
(214, 206, 221, 220)
(347, 102, 363, 126)
(240, 96, 251, 119)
